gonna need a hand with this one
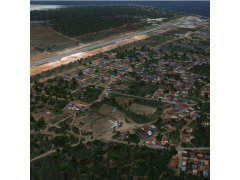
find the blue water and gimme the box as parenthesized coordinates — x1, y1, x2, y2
(30, 1, 210, 18)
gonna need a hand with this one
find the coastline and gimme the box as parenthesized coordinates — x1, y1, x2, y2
(30, 4, 210, 19)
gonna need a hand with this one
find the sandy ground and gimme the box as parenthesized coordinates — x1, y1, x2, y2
(92, 117, 115, 134)
(176, 16, 204, 29)
(30, 34, 149, 76)
(147, 18, 167, 22)
(98, 104, 117, 115)
(128, 104, 156, 115)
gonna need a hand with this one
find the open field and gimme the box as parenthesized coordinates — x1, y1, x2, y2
(92, 117, 115, 134)
(128, 103, 156, 115)
(98, 104, 117, 115)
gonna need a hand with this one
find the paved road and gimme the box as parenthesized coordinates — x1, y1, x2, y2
(30, 19, 186, 67)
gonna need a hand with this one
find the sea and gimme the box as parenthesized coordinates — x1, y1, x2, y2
(30, 1, 210, 18)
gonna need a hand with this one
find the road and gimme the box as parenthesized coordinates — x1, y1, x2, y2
(30, 19, 186, 67)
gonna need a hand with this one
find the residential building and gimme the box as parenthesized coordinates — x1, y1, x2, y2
(204, 161, 209, 166)
(140, 132, 148, 139)
(203, 170, 208, 177)
(182, 151, 188, 156)
(192, 170, 197, 176)
(172, 155, 177, 160)
(190, 152, 196, 157)
(194, 158, 198, 164)
(74, 104, 83, 110)
(170, 161, 176, 169)
(182, 134, 190, 139)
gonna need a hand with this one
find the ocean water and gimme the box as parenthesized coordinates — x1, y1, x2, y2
(30, 1, 210, 18)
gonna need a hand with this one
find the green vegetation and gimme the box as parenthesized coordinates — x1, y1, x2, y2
(190, 118, 210, 147)
(82, 131, 93, 136)
(31, 5, 180, 37)
(73, 86, 102, 103)
(30, 134, 52, 159)
(190, 64, 210, 76)
(30, 140, 180, 180)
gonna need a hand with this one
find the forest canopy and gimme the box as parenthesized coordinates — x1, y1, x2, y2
(30, 5, 183, 37)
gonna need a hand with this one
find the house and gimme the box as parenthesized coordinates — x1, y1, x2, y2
(150, 125, 157, 131)
(182, 99, 189, 103)
(190, 152, 196, 157)
(194, 158, 198, 164)
(68, 103, 74, 108)
(161, 141, 168, 146)
(192, 170, 197, 176)
(183, 118, 190, 123)
(204, 166, 209, 171)
(146, 141, 152, 145)
(112, 88, 117, 92)
(182, 134, 190, 139)
(154, 141, 160, 146)
(172, 155, 177, 160)
(142, 125, 149, 131)
(204, 161, 209, 166)
(205, 155, 210, 159)
(174, 107, 180, 111)
(178, 114, 184, 119)
(182, 162, 186, 167)
(169, 109, 175, 114)
(189, 100, 195, 104)
(140, 132, 148, 139)
(181, 166, 186, 172)
(153, 94, 158, 100)
(203, 170, 208, 177)
(182, 151, 188, 156)
(192, 164, 197, 169)
(170, 161, 176, 169)
(147, 131, 153, 136)
(183, 157, 187, 162)
(165, 118, 171, 123)
(184, 126, 190, 131)
(184, 110, 190, 115)
(197, 154, 203, 159)
(74, 104, 83, 110)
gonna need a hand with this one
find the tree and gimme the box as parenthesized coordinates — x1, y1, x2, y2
(58, 164, 67, 180)
(111, 95, 115, 100)
(71, 156, 77, 164)
(118, 105, 123, 109)
(141, 145, 148, 150)
(36, 118, 45, 134)
(129, 100, 132, 106)
(165, 143, 170, 150)
(113, 69, 117, 74)
(30, 114, 35, 122)
(54, 107, 60, 112)
(169, 145, 177, 155)
(78, 70, 83, 76)
(49, 151, 60, 164)
(157, 117, 162, 124)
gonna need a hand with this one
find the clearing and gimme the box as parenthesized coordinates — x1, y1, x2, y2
(128, 103, 157, 115)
